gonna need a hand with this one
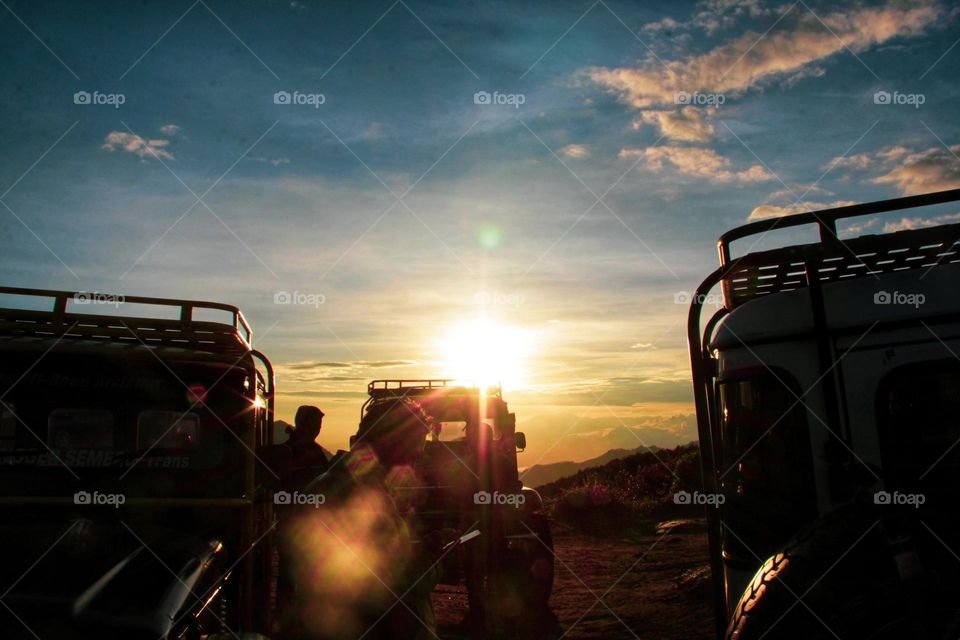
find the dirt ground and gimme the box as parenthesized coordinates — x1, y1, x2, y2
(434, 520, 714, 639)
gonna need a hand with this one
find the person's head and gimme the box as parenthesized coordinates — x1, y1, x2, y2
(293, 405, 324, 443)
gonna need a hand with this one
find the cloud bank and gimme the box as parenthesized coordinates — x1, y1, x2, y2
(588, 2, 940, 108)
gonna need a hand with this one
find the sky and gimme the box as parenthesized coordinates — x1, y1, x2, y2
(1, 0, 958, 465)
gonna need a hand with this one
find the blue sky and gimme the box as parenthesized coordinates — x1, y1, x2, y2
(1, 0, 958, 463)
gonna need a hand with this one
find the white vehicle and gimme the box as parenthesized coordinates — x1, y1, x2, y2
(688, 188, 960, 639)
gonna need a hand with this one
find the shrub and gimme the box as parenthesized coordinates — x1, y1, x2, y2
(541, 443, 704, 527)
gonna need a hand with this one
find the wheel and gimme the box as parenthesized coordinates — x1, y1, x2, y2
(462, 512, 555, 637)
(516, 512, 554, 607)
(726, 504, 960, 640)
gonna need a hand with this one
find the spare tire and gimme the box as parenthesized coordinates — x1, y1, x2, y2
(726, 504, 960, 640)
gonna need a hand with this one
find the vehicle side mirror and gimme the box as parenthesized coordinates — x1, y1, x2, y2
(514, 432, 526, 451)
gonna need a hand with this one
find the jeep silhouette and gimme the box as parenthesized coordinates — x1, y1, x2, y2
(354, 380, 554, 624)
(0, 286, 278, 639)
(688, 188, 960, 639)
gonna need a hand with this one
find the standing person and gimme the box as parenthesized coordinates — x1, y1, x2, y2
(285, 404, 329, 482)
(274, 405, 329, 632)
(260, 405, 328, 493)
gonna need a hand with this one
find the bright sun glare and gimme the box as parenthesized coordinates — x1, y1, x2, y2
(438, 319, 534, 391)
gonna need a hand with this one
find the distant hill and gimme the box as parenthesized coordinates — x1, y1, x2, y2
(536, 442, 703, 530)
(521, 445, 661, 488)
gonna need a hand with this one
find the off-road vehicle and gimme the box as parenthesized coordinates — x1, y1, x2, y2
(353, 380, 554, 620)
(688, 188, 960, 639)
(0, 286, 279, 639)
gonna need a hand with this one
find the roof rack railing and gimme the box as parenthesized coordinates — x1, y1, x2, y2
(0, 285, 253, 348)
(366, 379, 504, 397)
(717, 188, 960, 309)
(367, 379, 456, 394)
(719, 187, 960, 266)
(361, 379, 505, 419)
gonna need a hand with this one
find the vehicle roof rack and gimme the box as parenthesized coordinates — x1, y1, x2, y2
(366, 379, 502, 399)
(718, 188, 960, 308)
(0, 286, 253, 357)
(362, 379, 503, 420)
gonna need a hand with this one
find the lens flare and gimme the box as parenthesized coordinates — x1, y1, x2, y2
(478, 225, 501, 250)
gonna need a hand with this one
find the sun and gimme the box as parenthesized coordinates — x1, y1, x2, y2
(437, 319, 535, 391)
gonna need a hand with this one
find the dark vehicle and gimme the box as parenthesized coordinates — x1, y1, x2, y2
(354, 380, 554, 621)
(0, 286, 278, 639)
(688, 189, 960, 639)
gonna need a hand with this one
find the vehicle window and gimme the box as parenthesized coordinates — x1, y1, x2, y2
(878, 360, 960, 479)
(429, 420, 496, 442)
(719, 374, 801, 463)
(717, 372, 816, 556)
(48, 409, 114, 451)
(137, 411, 200, 451)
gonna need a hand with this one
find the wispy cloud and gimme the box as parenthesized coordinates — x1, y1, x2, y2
(361, 122, 390, 140)
(561, 143, 590, 158)
(640, 1, 776, 46)
(621, 145, 772, 183)
(101, 131, 174, 160)
(883, 211, 960, 232)
(250, 156, 291, 166)
(826, 146, 910, 171)
(827, 143, 960, 194)
(748, 199, 857, 220)
(872, 145, 960, 194)
(280, 359, 418, 371)
(633, 106, 716, 142)
(276, 359, 421, 386)
(587, 1, 941, 108)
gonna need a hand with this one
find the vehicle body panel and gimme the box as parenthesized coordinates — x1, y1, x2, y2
(687, 188, 960, 637)
(0, 288, 276, 638)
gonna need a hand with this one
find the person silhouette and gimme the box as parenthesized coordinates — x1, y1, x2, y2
(280, 399, 440, 639)
(286, 405, 328, 475)
(274, 405, 329, 627)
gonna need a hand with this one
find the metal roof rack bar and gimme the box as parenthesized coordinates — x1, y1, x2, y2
(716, 189, 960, 309)
(719, 187, 960, 265)
(367, 379, 456, 394)
(0, 286, 253, 353)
